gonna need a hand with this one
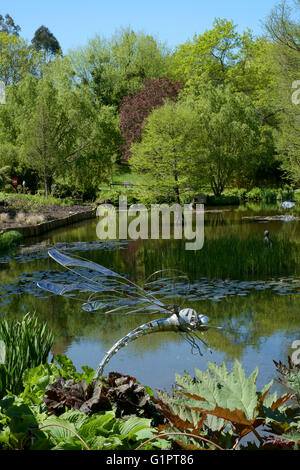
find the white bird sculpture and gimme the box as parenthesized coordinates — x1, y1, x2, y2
(281, 201, 295, 210)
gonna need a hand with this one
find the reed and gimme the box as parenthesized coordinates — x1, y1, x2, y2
(0, 213, 10, 223)
(14, 211, 26, 224)
(144, 234, 299, 280)
(0, 313, 54, 397)
(25, 214, 45, 225)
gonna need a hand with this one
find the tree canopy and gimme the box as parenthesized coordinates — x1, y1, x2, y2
(0, 7, 298, 200)
(119, 77, 183, 160)
(32, 25, 61, 57)
(0, 14, 21, 36)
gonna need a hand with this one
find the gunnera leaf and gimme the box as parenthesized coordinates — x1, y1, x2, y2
(274, 357, 300, 404)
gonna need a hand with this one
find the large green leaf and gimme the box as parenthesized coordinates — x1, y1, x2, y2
(173, 361, 259, 420)
(116, 416, 152, 439)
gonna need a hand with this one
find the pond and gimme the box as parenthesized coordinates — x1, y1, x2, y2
(0, 203, 299, 395)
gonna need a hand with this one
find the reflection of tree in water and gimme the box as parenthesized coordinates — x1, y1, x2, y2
(205, 211, 227, 227)
(187, 291, 300, 360)
(222, 310, 261, 348)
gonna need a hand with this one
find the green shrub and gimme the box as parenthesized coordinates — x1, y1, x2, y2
(97, 186, 177, 207)
(3, 184, 14, 194)
(225, 188, 248, 201)
(246, 187, 262, 201)
(97, 187, 140, 206)
(279, 186, 295, 202)
(0, 230, 23, 251)
(262, 188, 277, 204)
(207, 195, 240, 206)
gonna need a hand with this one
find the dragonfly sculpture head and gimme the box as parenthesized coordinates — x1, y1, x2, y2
(178, 308, 210, 330)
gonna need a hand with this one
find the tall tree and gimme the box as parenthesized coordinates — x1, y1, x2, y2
(119, 77, 183, 160)
(18, 74, 117, 197)
(130, 101, 204, 203)
(265, 0, 300, 184)
(0, 14, 21, 36)
(183, 85, 266, 196)
(32, 26, 61, 58)
(170, 19, 252, 85)
(68, 28, 170, 107)
(169, 18, 277, 117)
(0, 32, 39, 85)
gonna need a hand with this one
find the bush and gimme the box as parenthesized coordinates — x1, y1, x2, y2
(0, 230, 23, 251)
(225, 188, 248, 201)
(278, 186, 295, 202)
(96, 185, 178, 207)
(3, 184, 15, 194)
(97, 187, 140, 206)
(207, 195, 240, 206)
(246, 187, 262, 201)
(262, 188, 277, 204)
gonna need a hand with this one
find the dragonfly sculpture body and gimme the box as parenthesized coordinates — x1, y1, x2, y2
(38, 250, 213, 379)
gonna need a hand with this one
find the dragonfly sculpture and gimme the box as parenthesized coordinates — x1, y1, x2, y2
(38, 250, 217, 379)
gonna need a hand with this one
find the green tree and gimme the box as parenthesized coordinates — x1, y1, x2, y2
(0, 31, 39, 85)
(130, 100, 204, 202)
(69, 28, 170, 107)
(61, 105, 121, 200)
(183, 85, 265, 196)
(32, 25, 61, 61)
(169, 18, 277, 115)
(17, 73, 118, 198)
(265, 0, 300, 184)
(0, 14, 21, 36)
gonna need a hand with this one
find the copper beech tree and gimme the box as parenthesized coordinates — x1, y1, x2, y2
(119, 77, 183, 161)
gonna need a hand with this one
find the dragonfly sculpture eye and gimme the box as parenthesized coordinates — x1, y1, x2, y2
(38, 250, 218, 378)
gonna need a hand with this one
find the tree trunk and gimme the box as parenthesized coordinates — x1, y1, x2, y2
(43, 167, 49, 199)
(173, 156, 180, 204)
(173, 185, 180, 204)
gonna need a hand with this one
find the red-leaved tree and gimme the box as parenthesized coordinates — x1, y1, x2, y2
(119, 77, 183, 160)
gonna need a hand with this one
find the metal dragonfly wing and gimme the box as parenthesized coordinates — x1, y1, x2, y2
(38, 250, 214, 378)
(37, 249, 192, 316)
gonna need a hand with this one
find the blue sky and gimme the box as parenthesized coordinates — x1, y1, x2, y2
(1, 0, 279, 52)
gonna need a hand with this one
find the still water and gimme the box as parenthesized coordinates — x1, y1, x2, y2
(0, 203, 299, 395)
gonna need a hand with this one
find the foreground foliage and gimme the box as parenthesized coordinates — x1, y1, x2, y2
(0, 313, 54, 396)
(0, 354, 168, 450)
(155, 360, 300, 450)
(0, 351, 299, 450)
(0, 314, 299, 450)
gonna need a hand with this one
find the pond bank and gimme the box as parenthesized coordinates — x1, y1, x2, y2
(0, 207, 96, 238)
